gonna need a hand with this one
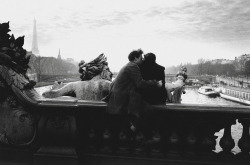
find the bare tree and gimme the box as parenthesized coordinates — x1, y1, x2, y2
(197, 58, 206, 75)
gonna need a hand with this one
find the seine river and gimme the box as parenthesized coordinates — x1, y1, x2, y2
(181, 87, 245, 106)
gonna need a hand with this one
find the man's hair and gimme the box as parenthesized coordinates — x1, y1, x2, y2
(144, 53, 156, 63)
(128, 49, 143, 61)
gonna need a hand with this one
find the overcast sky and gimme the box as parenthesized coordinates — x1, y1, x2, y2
(1, 0, 250, 71)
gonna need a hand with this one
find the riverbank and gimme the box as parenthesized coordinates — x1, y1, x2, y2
(34, 77, 80, 88)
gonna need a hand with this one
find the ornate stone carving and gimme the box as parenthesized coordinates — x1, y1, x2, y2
(0, 22, 36, 146)
(42, 54, 112, 101)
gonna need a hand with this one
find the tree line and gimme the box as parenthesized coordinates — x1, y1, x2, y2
(28, 54, 78, 75)
(28, 54, 250, 79)
(165, 58, 250, 77)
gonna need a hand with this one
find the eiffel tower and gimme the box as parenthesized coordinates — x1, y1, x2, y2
(31, 18, 40, 56)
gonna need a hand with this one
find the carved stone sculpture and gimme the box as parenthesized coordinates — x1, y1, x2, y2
(42, 54, 112, 100)
(165, 66, 187, 103)
(0, 22, 36, 145)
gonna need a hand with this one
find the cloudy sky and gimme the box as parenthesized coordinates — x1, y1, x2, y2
(1, 0, 250, 71)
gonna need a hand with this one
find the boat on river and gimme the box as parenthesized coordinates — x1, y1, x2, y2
(220, 86, 250, 105)
(198, 86, 220, 97)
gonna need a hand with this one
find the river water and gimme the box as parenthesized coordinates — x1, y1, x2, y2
(181, 87, 245, 106)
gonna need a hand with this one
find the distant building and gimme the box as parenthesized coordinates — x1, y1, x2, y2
(66, 58, 74, 63)
(235, 54, 250, 62)
(210, 59, 233, 64)
(234, 54, 250, 72)
(66, 58, 78, 65)
(56, 49, 78, 65)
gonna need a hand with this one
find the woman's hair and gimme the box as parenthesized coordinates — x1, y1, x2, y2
(128, 49, 143, 61)
(144, 53, 156, 64)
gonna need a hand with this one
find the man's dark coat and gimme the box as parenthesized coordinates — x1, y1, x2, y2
(106, 61, 155, 117)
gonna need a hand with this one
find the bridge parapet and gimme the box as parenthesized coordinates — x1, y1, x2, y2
(1, 83, 250, 165)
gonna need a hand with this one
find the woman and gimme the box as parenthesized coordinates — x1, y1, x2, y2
(139, 53, 168, 104)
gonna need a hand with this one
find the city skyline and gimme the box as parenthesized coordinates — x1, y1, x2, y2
(1, 0, 250, 71)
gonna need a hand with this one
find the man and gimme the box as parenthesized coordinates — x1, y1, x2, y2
(104, 49, 161, 147)
(106, 49, 160, 118)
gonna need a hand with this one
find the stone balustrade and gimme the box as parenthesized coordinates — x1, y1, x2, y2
(76, 104, 250, 165)
(1, 85, 250, 165)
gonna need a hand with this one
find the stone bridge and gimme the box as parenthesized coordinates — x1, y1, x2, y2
(165, 74, 216, 83)
(1, 78, 250, 165)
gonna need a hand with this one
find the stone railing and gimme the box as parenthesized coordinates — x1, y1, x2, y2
(1, 84, 250, 165)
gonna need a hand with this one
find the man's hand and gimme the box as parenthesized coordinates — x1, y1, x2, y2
(157, 81, 163, 87)
(148, 80, 162, 88)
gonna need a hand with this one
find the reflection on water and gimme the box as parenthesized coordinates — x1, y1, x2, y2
(181, 88, 244, 106)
